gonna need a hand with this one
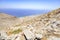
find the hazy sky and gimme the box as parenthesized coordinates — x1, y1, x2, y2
(0, 0, 60, 10)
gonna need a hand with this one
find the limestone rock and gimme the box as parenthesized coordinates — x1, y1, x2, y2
(0, 8, 60, 40)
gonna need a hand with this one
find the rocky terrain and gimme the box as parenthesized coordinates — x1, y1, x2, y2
(0, 8, 60, 40)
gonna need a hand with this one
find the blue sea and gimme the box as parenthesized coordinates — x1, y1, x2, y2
(0, 9, 50, 17)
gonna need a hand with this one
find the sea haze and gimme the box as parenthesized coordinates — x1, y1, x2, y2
(0, 9, 50, 17)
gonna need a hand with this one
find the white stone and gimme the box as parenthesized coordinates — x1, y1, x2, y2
(35, 34, 43, 38)
(23, 29, 35, 39)
(48, 36, 60, 40)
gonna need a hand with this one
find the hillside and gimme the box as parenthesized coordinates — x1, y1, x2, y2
(0, 13, 22, 30)
(0, 8, 60, 40)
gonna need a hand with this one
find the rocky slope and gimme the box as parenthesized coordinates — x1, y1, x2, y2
(0, 13, 23, 30)
(0, 8, 60, 40)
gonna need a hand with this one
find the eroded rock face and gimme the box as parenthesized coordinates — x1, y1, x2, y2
(0, 8, 60, 40)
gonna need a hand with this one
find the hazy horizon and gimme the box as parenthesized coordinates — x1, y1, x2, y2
(0, 9, 51, 17)
(0, 0, 60, 17)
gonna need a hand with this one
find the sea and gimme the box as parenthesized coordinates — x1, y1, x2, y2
(0, 9, 51, 17)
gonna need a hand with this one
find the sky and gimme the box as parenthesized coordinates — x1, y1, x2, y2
(0, 0, 60, 10)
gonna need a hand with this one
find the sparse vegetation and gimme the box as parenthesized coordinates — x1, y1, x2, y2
(11, 29, 22, 34)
